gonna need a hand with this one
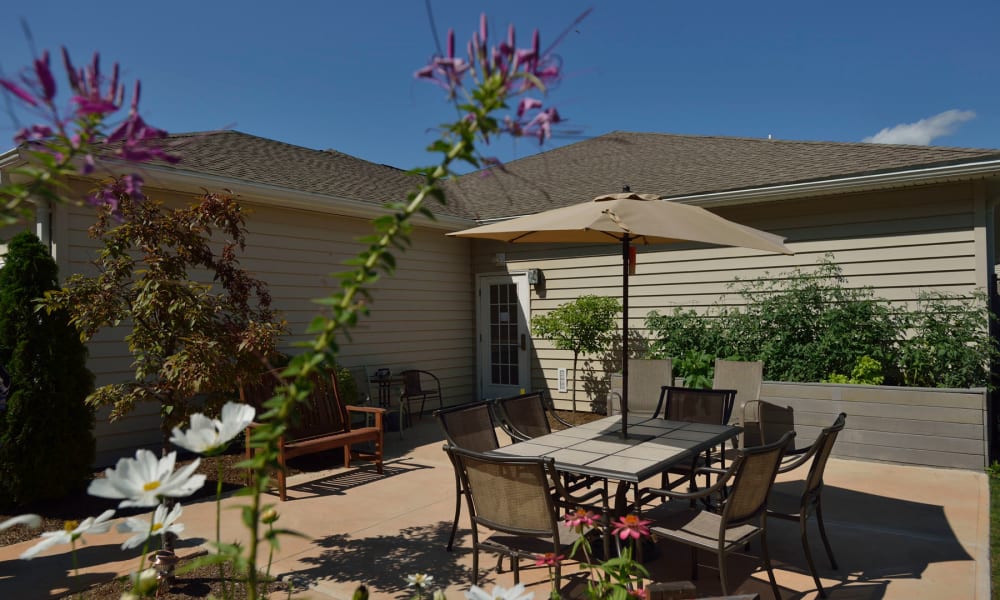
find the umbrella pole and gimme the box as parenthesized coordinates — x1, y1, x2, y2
(621, 236, 629, 439)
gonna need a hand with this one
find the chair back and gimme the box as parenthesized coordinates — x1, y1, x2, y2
(434, 400, 500, 452)
(495, 392, 550, 439)
(741, 399, 796, 449)
(609, 358, 673, 417)
(402, 370, 423, 395)
(721, 430, 795, 526)
(658, 386, 734, 424)
(802, 412, 847, 499)
(447, 445, 559, 537)
(713, 359, 763, 423)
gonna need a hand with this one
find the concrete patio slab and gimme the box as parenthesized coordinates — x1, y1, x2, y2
(0, 418, 989, 599)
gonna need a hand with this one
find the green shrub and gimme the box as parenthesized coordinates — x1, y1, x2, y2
(674, 350, 714, 389)
(823, 355, 885, 385)
(335, 364, 359, 406)
(721, 257, 898, 383)
(0, 232, 95, 507)
(897, 290, 996, 388)
(644, 256, 995, 388)
(646, 308, 728, 360)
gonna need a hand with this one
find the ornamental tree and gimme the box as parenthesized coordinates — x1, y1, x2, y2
(42, 183, 284, 455)
(532, 295, 621, 411)
(0, 231, 95, 507)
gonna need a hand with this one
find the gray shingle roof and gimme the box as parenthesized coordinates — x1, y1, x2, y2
(143, 130, 476, 219)
(444, 131, 1000, 220)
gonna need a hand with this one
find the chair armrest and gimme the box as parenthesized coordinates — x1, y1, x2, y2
(346, 405, 385, 430)
(498, 419, 532, 442)
(543, 396, 574, 428)
(644, 465, 735, 502)
(777, 442, 817, 474)
(346, 405, 387, 415)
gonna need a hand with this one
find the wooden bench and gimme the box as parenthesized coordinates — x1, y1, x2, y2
(239, 368, 386, 501)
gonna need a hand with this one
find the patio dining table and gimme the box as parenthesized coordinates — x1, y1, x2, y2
(491, 414, 741, 515)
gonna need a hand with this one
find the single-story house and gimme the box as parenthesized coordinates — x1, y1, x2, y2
(2, 130, 999, 468)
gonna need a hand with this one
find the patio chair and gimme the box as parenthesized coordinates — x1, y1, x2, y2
(493, 390, 572, 442)
(493, 391, 599, 493)
(642, 430, 796, 600)
(399, 369, 443, 420)
(656, 386, 737, 491)
(712, 360, 763, 425)
(445, 445, 609, 588)
(765, 412, 847, 598)
(434, 400, 502, 551)
(608, 358, 673, 417)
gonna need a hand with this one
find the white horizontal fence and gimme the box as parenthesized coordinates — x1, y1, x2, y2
(758, 382, 988, 471)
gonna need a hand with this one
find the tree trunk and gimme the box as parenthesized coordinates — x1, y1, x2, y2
(571, 352, 579, 412)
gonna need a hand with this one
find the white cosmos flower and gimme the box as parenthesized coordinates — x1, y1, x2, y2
(88, 449, 206, 508)
(117, 503, 184, 550)
(0, 514, 41, 531)
(169, 402, 256, 455)
(20, 510, 115, 560)
(465, 584, 533, 600)
(407, 573, 434, 588)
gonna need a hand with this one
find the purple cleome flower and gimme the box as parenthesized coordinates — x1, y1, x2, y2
(0, 46, 179, 217)
(416, 11, 589, 145)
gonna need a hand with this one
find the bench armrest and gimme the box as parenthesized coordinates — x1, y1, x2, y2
(346, 405, 387, 415)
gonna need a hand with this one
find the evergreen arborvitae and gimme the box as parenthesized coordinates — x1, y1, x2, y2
(0, 232, 95, 507)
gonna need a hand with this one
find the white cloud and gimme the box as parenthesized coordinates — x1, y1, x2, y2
(863, 109, 976, 145)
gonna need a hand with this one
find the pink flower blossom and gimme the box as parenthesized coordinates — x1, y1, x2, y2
(534, 552, 564, 567)
(611, 515, 651, 541)
(563, 508, 598, 529)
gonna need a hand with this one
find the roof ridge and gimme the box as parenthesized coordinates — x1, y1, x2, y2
(605, 130, 1000, 154)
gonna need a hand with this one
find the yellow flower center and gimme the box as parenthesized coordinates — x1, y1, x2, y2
(143, 481, 161, 492)
(64, 520, 79, 533)
(151, 523, 163, 533)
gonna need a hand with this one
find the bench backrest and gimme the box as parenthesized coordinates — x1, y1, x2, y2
(239, 368, 351, 440)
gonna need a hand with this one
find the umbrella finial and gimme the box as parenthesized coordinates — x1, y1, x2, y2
(622, 184, 630, 192)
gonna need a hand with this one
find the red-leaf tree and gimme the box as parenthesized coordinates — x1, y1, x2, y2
(43, 181, 285, 452)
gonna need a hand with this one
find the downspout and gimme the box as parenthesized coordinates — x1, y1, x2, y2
(34, 198, 51, 250)
(985, 178, 1000, 464)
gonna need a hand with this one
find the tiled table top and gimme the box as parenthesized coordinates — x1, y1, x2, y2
(492, 414, 740, 483)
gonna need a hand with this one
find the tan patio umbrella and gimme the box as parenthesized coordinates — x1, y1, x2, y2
(448, 191, 793, 438)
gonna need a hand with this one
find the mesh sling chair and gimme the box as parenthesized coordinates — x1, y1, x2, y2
(642, 430, 796, 600)
(399, 369, 442, 420)
(493, 391, 573, 442)
(655, 386, 738, 492)
(493, 391, 600, 494)
(608, 358, 673, 417)
(445, 445, 609, 588)
(434, 400, 502, 551)
(712, 360, 763, 425)
(765, 412, 847, 598)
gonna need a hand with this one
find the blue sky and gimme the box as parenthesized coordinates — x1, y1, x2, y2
(1, 1, 998, 171)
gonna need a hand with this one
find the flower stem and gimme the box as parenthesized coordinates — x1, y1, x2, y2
(216, 459, 228, 598)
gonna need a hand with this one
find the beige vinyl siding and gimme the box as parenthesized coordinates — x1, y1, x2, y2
(60, 185, 474, 466)
(470, 182, 985, 410)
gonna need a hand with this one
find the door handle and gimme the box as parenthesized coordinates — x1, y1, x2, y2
(520, 334, 526, 351)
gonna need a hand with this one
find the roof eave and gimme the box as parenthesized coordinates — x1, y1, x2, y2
(2, 152, 465, 230)
(668, 159, 1000, 207)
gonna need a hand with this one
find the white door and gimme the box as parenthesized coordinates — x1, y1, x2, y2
(477, 273, 531, 399)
